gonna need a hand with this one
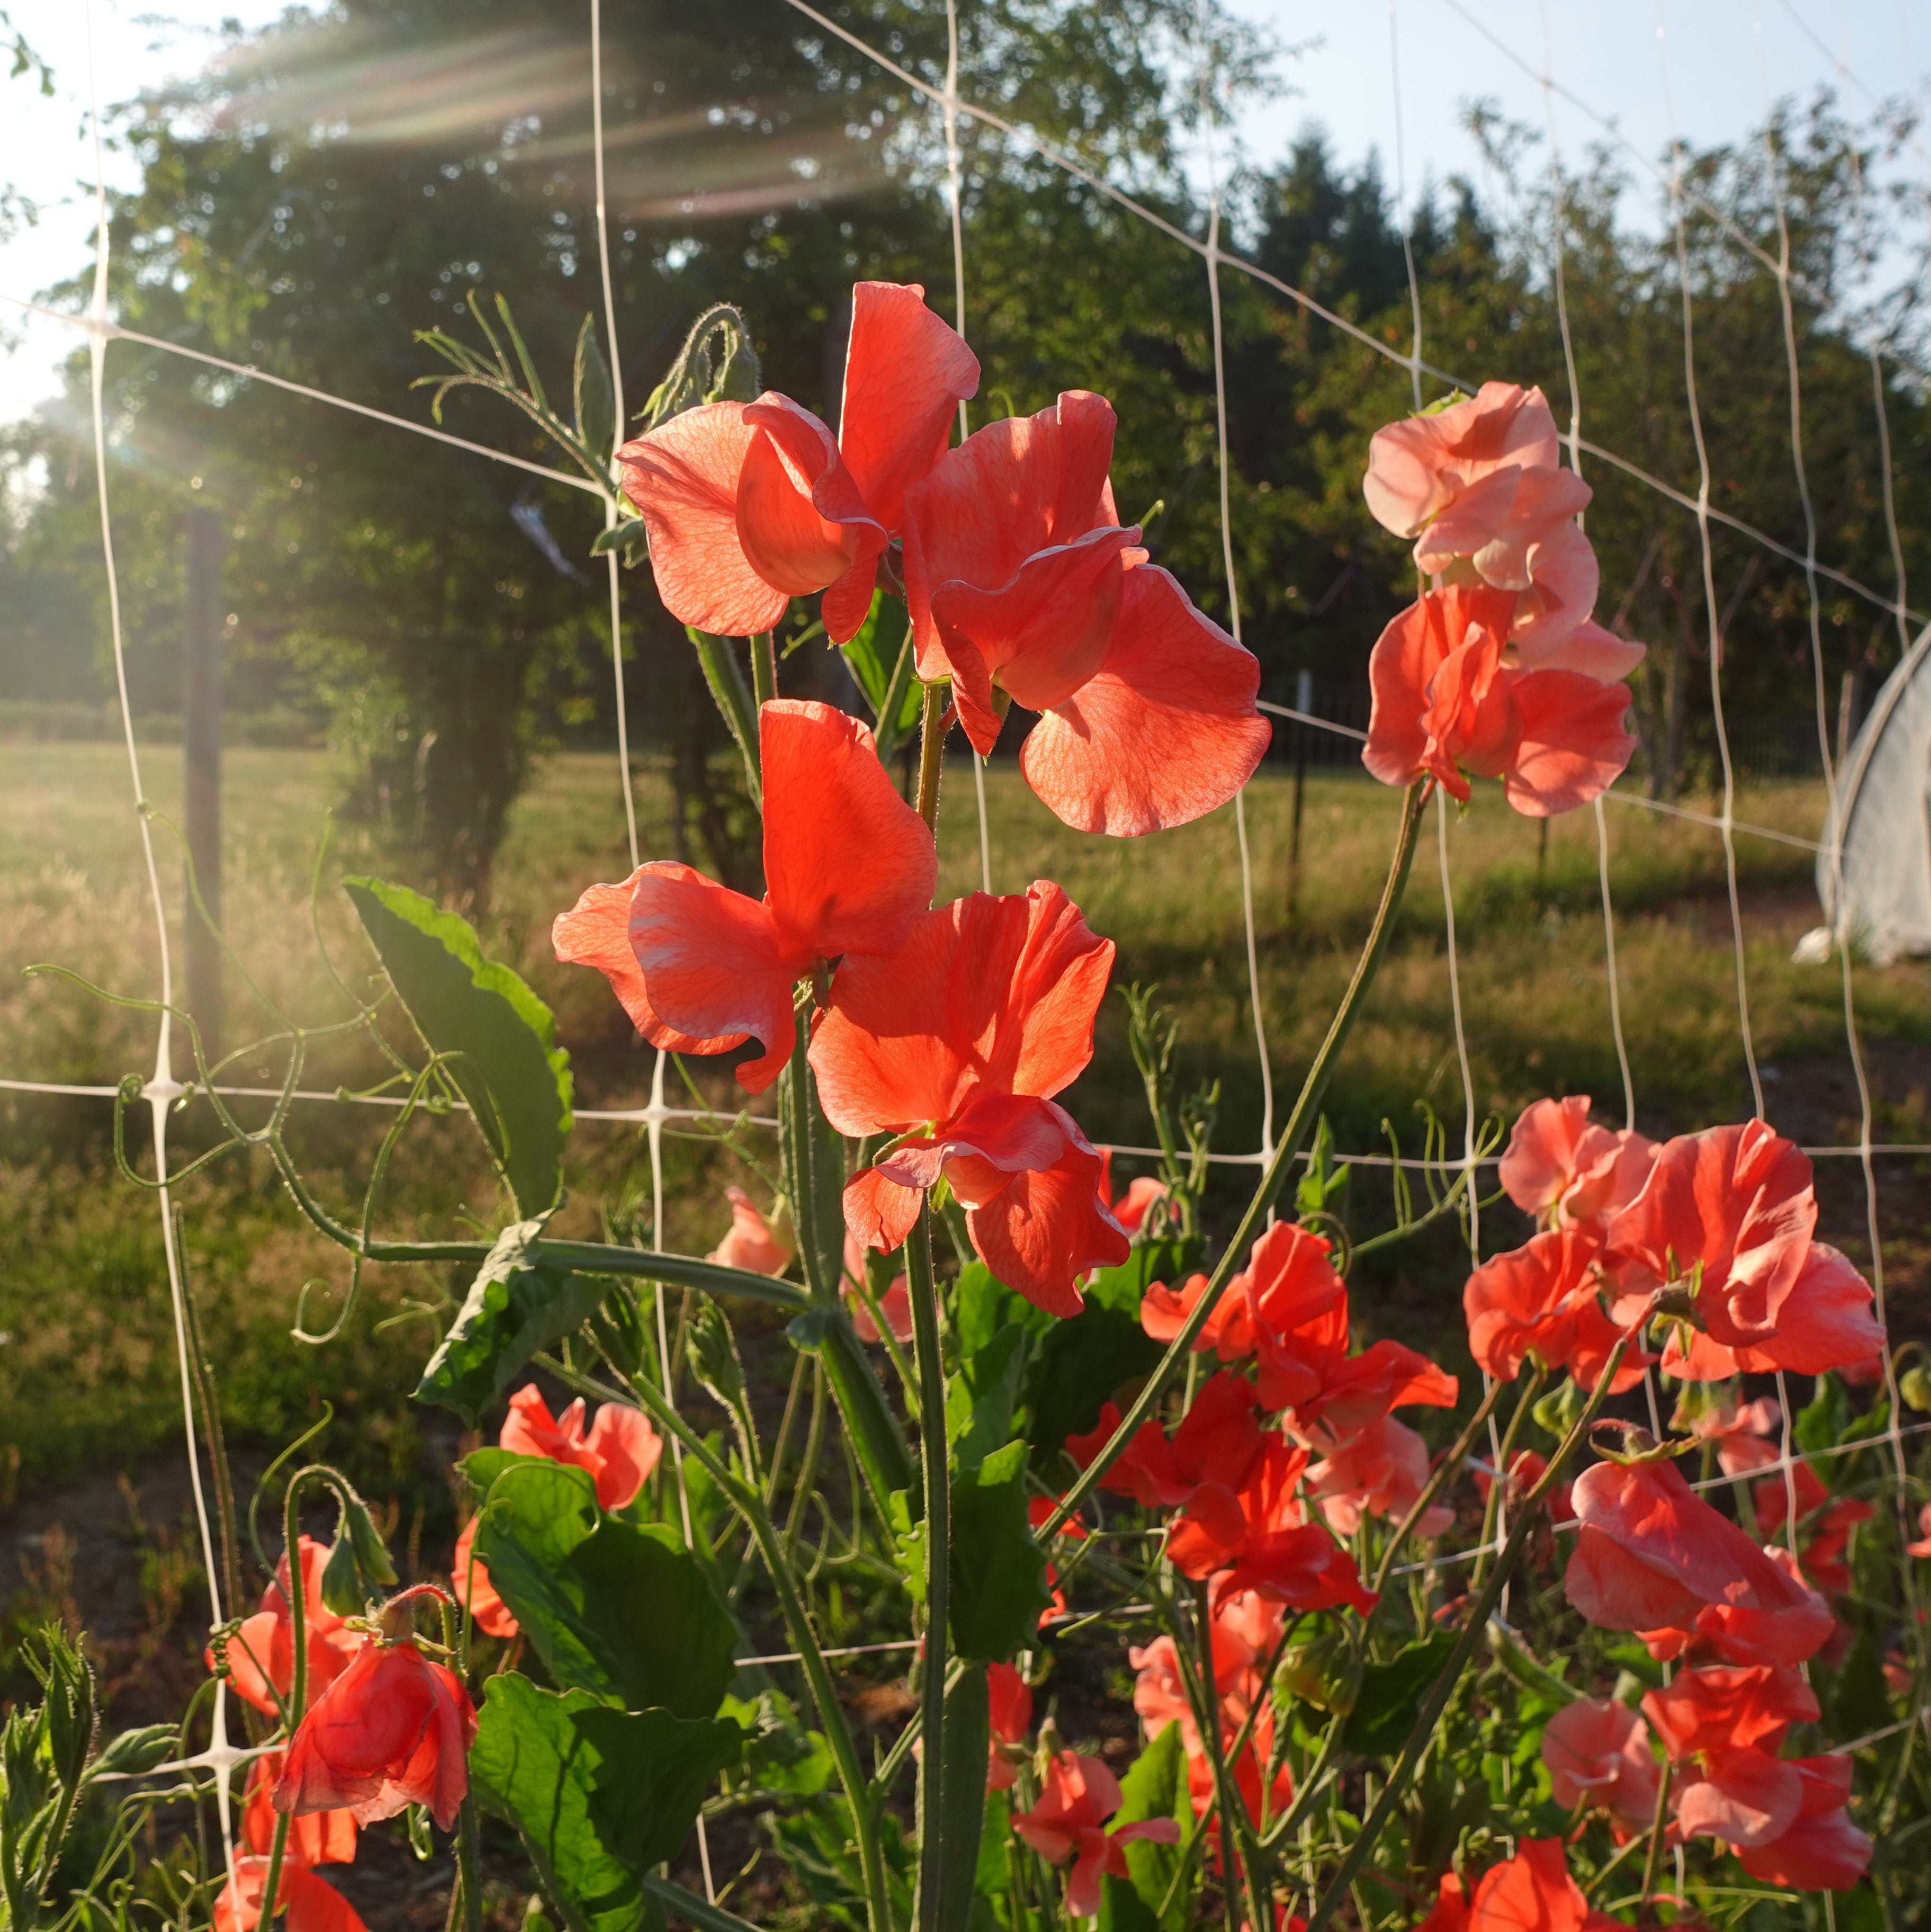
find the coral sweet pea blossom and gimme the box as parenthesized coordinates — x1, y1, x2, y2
(214, 1537, 362, 1720)
(810, 882, 1129, 1314)
(1674, 1388, 1781, 1477)
(1012, 1750, 1182, 1919)
(453, 1383, 659, 1640)
(216, 1754, 363, 1932)
(616, 280, 977, 641)
(1498, 1096, 1655, 1231)
(707, 1187, 793, 1276)
(1098, 1151, 1169, 1235)
(1602, 1122, 1884, 1375)
(1363, 384, 1633, 666)
(275, 1634, 479, 1832)
(1415, 1837, 1622, 1932)
(1753, 1462, 1873, 1598)
(1068, 1372, 1265, 1514)
(900, 391, 1270, 835)
(554, 700, 937, 1093)
(841, 1229, 913, 1345)
(1732, 1756, 1873, 1891)
(1363, 584, 1637, 816)
(1540, 1699, 1660, 1838)
(1562, 1457, 1834, 1666)
(1462, 1226, 1651, 1394)
(986, 1661, 1033, 1793)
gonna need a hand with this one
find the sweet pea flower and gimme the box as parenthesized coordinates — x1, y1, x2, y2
(1563, 1457, 1834, 1665)
(1673, 1388, 1782, 1477)
(617, 280, 977, 641)
(1364, 384, 1634, 665)
(706, 1186, 793, 1276)
(499, 1383, 660, 1511)
(1415, 1837, 1621, 1932)
(218, 1752, 363, 1932)
(1013, 1751, 1182, 1919)
(554, 699, 937, 1094)
(901, 391, 1270, 835)
(1067, 1372, 1265, 1514)
(1907, 1501, 1931, 1559)
(1305, 1415, 1454, 1539)
(213, 1537, 362, 1720)
(986, 1660, 1033, 1793)
(1733, 1756, 1873, 1891)
(1362, 584, 1637, 816)
(1462, 1225, 1652, 1394)
(274, 1633, 478, 1831)
(1752, 1462, 1873, 1598)
(1540, 1698, 1660, 1837)
(811, 882, 1128, 1315)
(1498, 1096, 1656, 1232)
(841, 1229, 912, 1345)
(1098, 1151, 1169, 1236)
(1658, 1245, 1888, 1382)
(1130, 1583, 1284, 1756)
(451, 1518, 517, 1641)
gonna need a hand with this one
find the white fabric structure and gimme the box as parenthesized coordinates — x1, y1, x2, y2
(1816, 619, 1931, 962)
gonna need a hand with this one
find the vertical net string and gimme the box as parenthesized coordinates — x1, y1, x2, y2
(1193, 10, 1275, 1170)
(80, 0, 239, 1889)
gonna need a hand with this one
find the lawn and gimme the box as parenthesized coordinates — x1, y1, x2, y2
(4, 739, 1930, 1511)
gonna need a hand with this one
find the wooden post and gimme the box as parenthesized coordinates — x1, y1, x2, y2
(1287, 667, 1313, 923)
(184, 507, 224, 1063)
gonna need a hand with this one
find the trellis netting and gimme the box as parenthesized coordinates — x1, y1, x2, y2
(3, 0, 1931, 1920)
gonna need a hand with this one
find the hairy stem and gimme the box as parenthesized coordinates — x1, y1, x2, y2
(1041, 780, 1430, 1537)
(917, 682, 948, 830)
(908, 1205, 951, 1932)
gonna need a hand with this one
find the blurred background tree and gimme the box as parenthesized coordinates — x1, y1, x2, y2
(1, 0, 1926, 908)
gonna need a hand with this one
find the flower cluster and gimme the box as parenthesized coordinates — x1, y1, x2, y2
(1361, 384, 1643, 813)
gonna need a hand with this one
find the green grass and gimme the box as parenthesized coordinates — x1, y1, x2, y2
(4, 741, 1928, 1500)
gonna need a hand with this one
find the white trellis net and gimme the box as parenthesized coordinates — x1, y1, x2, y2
(3, 0, 1931, 1875)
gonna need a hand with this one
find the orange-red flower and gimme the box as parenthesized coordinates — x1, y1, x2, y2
(214, 1539, 362, 1720)
(1306, 1415, 1452, 1539)
(217, 1749, 364, 1932)
(1540, 1698, 1659, 1838)
(841, 1229, 912, 1345)
(1674, 1389, 1781, 1477)
(1415, 1836, 1620, 1932)
(1732, 1755, 1873, 1891)
(986, 1660, 1033, 1793)
(901, 391, 1269, 835)
(706, 1186, 792, 1276)
(274, 1637, 478, 1832)
(811, 883, 1128, 1314)
(554, 699, 936, 1094)
(1752, 1462, 1873, 1598)
(452, 1383, 657, 1641)
(1068, 1372, 1265, 1514)
(1098, 1151, 1169, 1236)
(1563, 1457, 1833, 1666)
(1362, 584, 1636, 816)
(1462, 1225, 1651, 1393)
(616, 281, 977, 641)
(1013, 1750, 1181, 1919)
(1497, 1096, 1655, 1232)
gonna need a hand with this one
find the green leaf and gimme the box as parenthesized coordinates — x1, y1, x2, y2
(839, 598, 921, 743)
(1098, 1724, 1192, 1932)
(947, 1325, 1026, 1475)
(471, 1675, 740, 1932)
(948, 1441, 1052, 1661)
(1344, 1634, 1458, 1755)
(573, 314, 616, 467)
(475, 1462, 737, 1717)
(416, 1219, 607, 1424)
(717, 1691, 834, 1797)
(1022, 1241, 1192, 1456)
(1295, 1115, 1350, 1219)
(1795, 1373, 1848, 1458)
(1822, 1628, 1890, 1743)
(953, 1261, 1052, 1360)
(588, 517, 644, 558)
(344, 876, 572, 1215)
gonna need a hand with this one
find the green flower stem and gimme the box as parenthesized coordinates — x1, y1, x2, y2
(1638, 1754, 1675, 1911)
(1466, 1366, 1546, 1597)
(609, 1362, 893, 1932)
(439, 1600, 483, 1932)
(1367, 1375, 1507, 1601)
(872, 625, 919, 762)
(917, 682, 948, 830)
(1186, 1580, 1268, 1932)
(750, 631, 778, 708)
(1301, 1315, 1649, 1932)
(906, 1204, 951, 1932)
(688, 628, 761, 804)
(1040, 780, 1430, 1540)
(533, 1241, 811, 1310)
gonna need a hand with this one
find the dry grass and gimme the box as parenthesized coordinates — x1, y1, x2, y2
(4, 739, 1929, 1492)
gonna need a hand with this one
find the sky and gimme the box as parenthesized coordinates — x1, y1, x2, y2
(1, 0, 1927, 427)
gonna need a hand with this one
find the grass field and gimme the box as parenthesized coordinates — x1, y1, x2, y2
(4, 740, 1931, 1510)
